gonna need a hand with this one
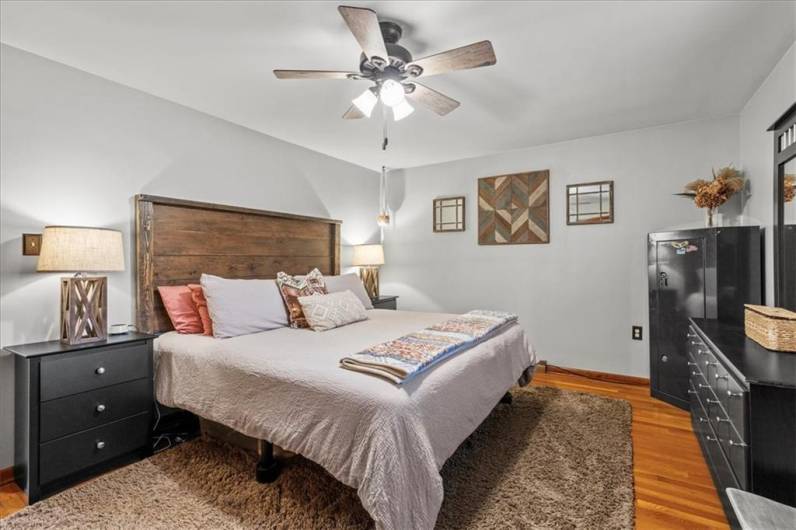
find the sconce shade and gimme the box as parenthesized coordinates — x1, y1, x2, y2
(37, 226, 125, 272)
(352, 244, 385, 266)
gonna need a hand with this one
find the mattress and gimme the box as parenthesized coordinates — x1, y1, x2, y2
(154, 309, 536, 530)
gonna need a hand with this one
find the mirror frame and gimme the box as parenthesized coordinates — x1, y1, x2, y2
(769, 102, 796, 309)
(566, 180, 614, 225)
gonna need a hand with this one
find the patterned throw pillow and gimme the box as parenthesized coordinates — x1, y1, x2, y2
(276, 268, 327, 329)
(298, 290, 368, 332)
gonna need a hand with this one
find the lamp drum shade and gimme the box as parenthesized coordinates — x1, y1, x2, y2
(37, 226, 125, 272)
(351, 244, 385, 266)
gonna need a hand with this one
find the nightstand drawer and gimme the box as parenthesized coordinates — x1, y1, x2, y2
(40, 342, 150, 401)
(40, 379, 152, 442)
(39, 412, 150, 485)
(371, 296, 398, 310)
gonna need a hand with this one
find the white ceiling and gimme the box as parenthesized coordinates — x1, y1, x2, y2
(1, 1, 794, 171)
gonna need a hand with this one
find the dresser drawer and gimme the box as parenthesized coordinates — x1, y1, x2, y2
(701, 421, 740, 493)
(40, 379, 152, 442)
(39, 412, 150, 485)
(721, 429, 749, 489)
(721, 376, 748, 441)
(40, 342, 150, 401)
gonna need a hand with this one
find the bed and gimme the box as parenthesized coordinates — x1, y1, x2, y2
(135, 195, 536, 530)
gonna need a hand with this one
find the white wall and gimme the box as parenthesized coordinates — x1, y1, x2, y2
(381, 117, 741, 379)
(0, 45, 379, 467)
(740, 42, 796, 303)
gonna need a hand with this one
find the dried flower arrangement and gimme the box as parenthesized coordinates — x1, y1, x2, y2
(784, 174, 795, 203)
(675, 166, 745, 226)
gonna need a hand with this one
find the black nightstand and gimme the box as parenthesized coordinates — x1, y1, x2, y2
(371, 295, 398, 310)
(5, 332, 155, 502)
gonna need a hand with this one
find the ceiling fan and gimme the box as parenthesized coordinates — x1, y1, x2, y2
(273, 5, 497, 122)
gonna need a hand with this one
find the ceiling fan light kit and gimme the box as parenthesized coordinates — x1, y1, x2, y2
(392, 99, 414, 121)
(352, 87, 378, 117)
(273, 5, 497, 122)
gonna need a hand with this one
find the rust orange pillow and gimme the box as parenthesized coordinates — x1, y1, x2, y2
(188, 284, 214, 336)
(157, 285, 203, 334)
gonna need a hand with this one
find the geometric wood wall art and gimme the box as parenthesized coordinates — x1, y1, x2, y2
(478, 170, 550, 245)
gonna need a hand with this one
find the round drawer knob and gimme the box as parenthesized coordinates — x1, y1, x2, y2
(96, 404, 106, 413)
(96, 441, 106, 450)
(661, 355, 669, 363)
(95, 367, 106, 375)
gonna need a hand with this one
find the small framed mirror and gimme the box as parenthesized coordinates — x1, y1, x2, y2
(567, 180, 614, 225)
(433, 197, 465, 232)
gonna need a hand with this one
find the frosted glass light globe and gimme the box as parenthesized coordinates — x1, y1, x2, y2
(380, 79, 405, 107)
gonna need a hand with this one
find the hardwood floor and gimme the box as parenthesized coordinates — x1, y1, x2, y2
(0, 370, 729, 528)
(534, 369, 729, 529)
(0, 483, 26, 519)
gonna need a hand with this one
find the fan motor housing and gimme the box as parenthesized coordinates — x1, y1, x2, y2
(359, 21, 413, 73)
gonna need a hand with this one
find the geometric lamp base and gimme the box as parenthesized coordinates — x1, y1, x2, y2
(60, 275, 108, 345)
(359, 266, 380, 299)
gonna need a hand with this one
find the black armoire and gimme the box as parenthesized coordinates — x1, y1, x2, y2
(648, 227, 762, 409)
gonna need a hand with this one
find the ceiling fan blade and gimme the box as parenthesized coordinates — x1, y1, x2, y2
(409, 40, 496, 77)
(406, 83, 460, 116)
(342, 104, 366, 119)
(338, 5, 388, 61)
(273, 70, 359, 80)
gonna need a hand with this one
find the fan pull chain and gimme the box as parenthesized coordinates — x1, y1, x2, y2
(381, 104, 389, 151)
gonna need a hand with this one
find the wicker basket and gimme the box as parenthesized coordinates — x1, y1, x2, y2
(744, 304, 796, 352)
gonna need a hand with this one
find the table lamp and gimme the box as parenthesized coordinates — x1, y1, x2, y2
(37, 226, 125, 344)
(351, 244, 384, 299)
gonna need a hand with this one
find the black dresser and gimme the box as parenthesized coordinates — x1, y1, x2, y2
(6, 333, 155, 502)
(688, 318, 796, 525)
(648, 227, 762, 409)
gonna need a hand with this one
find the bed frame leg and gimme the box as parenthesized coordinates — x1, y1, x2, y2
(500, 391, 513, 405)
(256, 439, 281, 483)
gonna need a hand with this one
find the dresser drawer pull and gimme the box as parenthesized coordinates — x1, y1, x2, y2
(96, 440, 106, 450)
(728, 439, 748, 448)
(715, 374, 728, 381)
(95, 366, 106, 375)
(698, 417, 708, 423)
(95, 404, 106, 413)
(688, 362, 698, 367)
(698, 384, 710, 389)
(704, 361, 717, 368)
(687, 389, 698, 395)
(727, 390, 744, 398)
(706, 398, 721, 405)
(715, 416, 731, 423)
(706, 435, 721, 443)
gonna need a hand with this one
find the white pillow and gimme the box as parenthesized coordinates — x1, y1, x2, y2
(200, 274, 288, 338)
(297, 290, 368, 332)
(323, 273, 374, 309)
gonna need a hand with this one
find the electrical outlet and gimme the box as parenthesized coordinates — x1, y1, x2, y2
(632, 326, 643, 341)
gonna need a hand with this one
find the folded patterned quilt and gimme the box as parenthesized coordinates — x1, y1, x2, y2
(340, 310, 518, 384)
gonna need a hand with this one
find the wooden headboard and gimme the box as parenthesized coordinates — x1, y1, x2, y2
(135, 194, 341, 334)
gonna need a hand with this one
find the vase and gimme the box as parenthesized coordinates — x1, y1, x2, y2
(705, 207, 716, 227)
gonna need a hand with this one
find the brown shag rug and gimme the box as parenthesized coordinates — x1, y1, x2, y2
(1, 386, 633, 529)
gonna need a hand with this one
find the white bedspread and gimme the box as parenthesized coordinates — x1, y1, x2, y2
(154, 309, 536, 530)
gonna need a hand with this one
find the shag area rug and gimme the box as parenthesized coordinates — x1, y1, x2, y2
(1, 386, 633, 529)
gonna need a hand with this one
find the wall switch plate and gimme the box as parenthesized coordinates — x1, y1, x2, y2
(632, 326, 643, 341)
(22, 233, 42, 256)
